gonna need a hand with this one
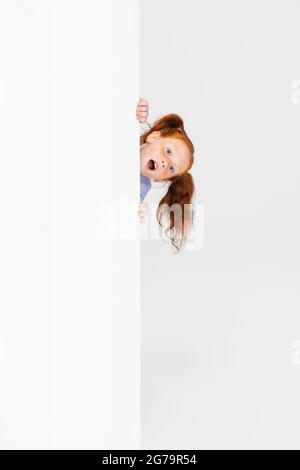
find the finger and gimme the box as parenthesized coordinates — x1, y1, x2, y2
(137, 111, 148, 118)
(137, 106, 148, 113)
(137, 110, 148, 117)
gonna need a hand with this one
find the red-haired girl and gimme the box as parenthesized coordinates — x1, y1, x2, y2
(136, 97, 196, 253)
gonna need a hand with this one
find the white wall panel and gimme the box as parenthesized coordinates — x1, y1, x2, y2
(0, 0, 140, 449)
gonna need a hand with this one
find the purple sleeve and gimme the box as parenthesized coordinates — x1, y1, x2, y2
(140, 175, 151, 202)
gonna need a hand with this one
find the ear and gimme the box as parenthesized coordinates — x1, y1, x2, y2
(146, 131, 161, 143)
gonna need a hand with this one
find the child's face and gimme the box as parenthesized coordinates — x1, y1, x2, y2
(140, 131, 191, 181)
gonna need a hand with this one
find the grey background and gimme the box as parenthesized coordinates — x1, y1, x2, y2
(141, 0, 300, 449)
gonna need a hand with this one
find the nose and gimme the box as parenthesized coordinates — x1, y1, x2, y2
(161, 159, 168, 169)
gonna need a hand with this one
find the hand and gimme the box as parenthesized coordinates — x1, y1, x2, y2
(136, 97, 149, 123)
(138, 202, 148, 222)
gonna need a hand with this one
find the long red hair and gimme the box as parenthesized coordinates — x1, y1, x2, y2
(140, 113, 195, 253)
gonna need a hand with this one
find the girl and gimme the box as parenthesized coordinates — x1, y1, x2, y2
(136, 97, 196, 253)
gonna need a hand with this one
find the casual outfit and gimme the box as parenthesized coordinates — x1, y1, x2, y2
(140, 175, 151, 202)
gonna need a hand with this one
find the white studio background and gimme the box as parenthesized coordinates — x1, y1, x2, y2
(141, 0, 300, 449)
(0, 0, 140, 449)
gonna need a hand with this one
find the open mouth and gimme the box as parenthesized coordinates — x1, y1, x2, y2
(147, 159, 157, 171)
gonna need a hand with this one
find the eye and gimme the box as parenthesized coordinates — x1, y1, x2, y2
(166, 147, 174, 173)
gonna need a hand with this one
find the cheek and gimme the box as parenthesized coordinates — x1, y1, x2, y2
(179, 156, 188, 171)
